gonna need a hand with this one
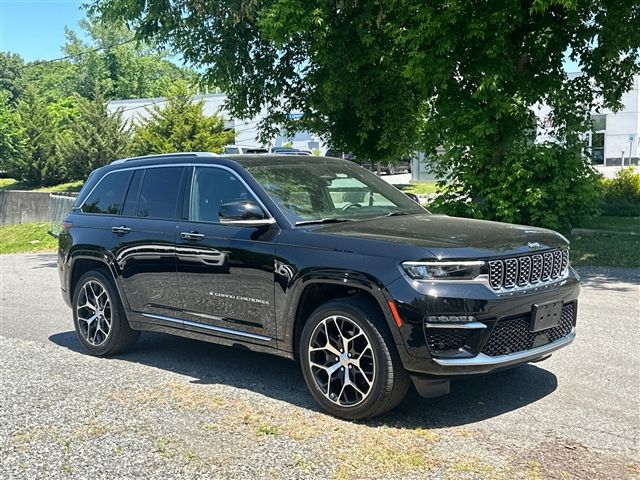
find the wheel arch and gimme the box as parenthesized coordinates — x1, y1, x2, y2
(280, 270, 406, 359)
(68, 251, 121, 304)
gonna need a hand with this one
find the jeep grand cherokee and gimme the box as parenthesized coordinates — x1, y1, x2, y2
(58, 153, 579, 419)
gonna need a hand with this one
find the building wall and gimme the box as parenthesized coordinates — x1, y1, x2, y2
(534, 74, 640, 166)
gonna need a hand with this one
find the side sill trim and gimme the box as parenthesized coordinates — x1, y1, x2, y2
(425, 322, 487, 330)
(433, 330, 576, 366)
(141, 313, 273, 342)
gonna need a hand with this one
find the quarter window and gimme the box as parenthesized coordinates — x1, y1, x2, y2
(82, 171, 131, 215)
(137, 167, 185, 219)
(190, 167, 254, 223)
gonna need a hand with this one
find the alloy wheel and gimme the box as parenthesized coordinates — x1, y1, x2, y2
(308, 315, 376, 407)
(76, 280, 112, 346)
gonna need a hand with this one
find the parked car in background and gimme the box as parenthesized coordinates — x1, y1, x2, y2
(58, 153, 579, 420)
(325, 150, 412, 174)
(380, 157, 412, 175)
(270, 147, 313, 155)
(223, 145, 269, 155)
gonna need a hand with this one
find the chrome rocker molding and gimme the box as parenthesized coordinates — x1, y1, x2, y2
(433, 330, 576, 369)
(141, 312, 273, 342)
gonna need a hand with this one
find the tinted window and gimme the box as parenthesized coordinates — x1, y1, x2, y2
(137, 167, 185, 219)
(82, 170, 131, 215)
(121, 169, 144, 217)
(189, 167, 254, 223)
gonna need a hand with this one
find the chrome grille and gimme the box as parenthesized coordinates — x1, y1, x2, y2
(487, 248, 569, 291)
(504, 258, 518, 288)
(518, 256, 531, 286)
(530, 255, 542, 283)
(542, 252, 553, 280)
(488, 260, 503, 289)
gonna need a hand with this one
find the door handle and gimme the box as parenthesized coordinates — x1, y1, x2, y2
(111, 225, 131, 235)
(181, 231, 205, 241)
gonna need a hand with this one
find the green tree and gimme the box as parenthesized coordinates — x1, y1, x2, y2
(95, 0, 640, 229)
(61, 86, 132, 180)
(0, 93, 25, 170)
(8, 86, 66, 185)
(63, 14, 200, 100)
(131, 81, 234, 156)
(0, 52, 25, 102)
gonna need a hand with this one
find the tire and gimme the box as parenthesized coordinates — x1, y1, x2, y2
(72, 270, 139, 356)
(299, 296, 411, 419)
(388, 164, 396, 175)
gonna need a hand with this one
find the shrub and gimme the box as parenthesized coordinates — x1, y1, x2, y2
(601, 167, 640, 217)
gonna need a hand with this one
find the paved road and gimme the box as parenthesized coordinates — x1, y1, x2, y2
(1, 253, 639, 479)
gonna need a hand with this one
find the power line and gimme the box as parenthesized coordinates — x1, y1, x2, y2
(17, 38, 137, 71)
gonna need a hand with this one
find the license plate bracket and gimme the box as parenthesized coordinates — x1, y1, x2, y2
(531, 301, 563, 332)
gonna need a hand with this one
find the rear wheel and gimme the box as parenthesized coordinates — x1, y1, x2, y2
(299, 297, 410, 419)
(72, 270, 139, 356)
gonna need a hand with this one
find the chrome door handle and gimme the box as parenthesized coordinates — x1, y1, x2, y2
(112, 225, 131, 234)
(181, 231, 205, 241)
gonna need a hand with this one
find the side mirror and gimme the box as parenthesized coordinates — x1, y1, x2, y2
(219, 201, 275, 227)
(404, 192, 420, 204)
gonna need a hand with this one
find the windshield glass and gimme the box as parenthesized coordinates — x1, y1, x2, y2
(247, 161, 427, 224)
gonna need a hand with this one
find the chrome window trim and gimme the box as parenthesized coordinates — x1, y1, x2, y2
(79, 163, 276, 223)
(141, 312, 273, 342)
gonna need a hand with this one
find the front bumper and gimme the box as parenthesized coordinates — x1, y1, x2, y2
(431, 329, 575, 373)
(386, 268, 580, 376)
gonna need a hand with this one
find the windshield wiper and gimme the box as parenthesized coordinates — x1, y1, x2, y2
(384, 211, 415, 217)
(295, 218, 354, 226)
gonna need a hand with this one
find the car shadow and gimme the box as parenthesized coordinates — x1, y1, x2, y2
(49, 329, 558, 429)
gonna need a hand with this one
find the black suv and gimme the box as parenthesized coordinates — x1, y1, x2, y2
(58, 153, 579, 419)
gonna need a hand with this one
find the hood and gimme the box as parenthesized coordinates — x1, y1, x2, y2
(309, 214, 568, 259)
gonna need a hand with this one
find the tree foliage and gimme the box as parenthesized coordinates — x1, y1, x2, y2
(131, 81, 234, 156)
(95, 0, 640, 229)
(6, 86, 66, 185)
(0, 92, 25, 168)
(61, 86, 132, 180)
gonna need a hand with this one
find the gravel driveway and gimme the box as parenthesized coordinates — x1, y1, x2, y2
(0, 253, 638, 479)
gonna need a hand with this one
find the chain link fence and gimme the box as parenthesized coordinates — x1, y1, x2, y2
(49, 194, 77, 237)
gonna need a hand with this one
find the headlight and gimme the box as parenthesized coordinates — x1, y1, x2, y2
(402, 261, 484, 281)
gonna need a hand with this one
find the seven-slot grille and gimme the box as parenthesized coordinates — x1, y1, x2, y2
(488, 249, 569, 290)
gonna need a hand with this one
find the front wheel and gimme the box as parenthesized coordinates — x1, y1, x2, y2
(72, 270, 139, 356)
(299, 297, 410, 419)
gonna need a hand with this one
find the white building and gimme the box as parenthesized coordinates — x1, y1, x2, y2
(536, 74, 639, 167)
(107, 93, 326, 152)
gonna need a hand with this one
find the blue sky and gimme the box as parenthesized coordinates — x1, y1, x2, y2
(1, 0, 582, 72)
(0, 0, 86, 61)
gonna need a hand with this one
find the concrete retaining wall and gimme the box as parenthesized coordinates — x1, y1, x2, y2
(0, 190, 53, 225)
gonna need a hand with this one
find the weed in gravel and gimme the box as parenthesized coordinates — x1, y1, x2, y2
(293, 453, 314, 474)
(202, 422, 219, 431)
(154, 437, 171, 457)
(110, 381, 226, 412)
(448, 455, 507, 479)
(255, 422, 281, 436)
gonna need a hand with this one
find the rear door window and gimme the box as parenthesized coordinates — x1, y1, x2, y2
(81, 170, 132, 215)
(137, 167, 185, 219)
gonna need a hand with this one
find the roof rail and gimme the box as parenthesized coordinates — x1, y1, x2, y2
(110, 152, 217, 165)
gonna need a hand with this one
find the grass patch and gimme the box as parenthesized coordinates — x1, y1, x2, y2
(575, 215, 639, 234)
(395, 181, 439, 195)
(568, 232, 640, 268)
(0, 223, 57, 254)
(0, 178, 83, 192)
(255, 422, 281, 436)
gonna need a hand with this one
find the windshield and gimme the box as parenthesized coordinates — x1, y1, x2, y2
(247, 161, 427, 224)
